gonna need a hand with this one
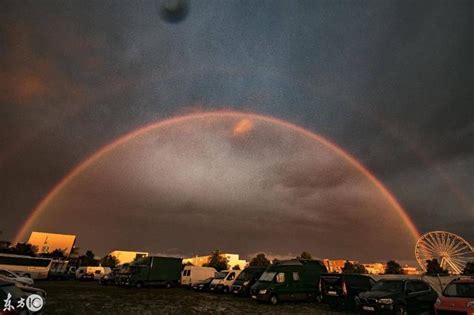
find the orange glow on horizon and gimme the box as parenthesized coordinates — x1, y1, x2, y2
(13, 111, 421, 244)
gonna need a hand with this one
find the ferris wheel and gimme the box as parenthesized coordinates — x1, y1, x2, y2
(415, 231, 473, 274)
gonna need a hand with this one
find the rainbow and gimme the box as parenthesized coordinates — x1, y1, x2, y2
(14, 111, 420, 243)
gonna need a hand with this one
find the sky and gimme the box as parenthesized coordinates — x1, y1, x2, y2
(0, 0, 472, 262)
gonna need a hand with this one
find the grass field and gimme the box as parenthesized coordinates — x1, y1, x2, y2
(35, 281, 345, 314)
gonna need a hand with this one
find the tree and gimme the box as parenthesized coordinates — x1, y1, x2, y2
(462, 262, 474, 275)
(101, 255, 120, 268)
(11, 243, 37, 256)
(385, 260, 403, 274)
(41, 249, 66, 259)
(299, 251, 312, 260)
(249, 253, 271, 267)
(78, 250, 99, 266)
(425, 259, 449, 275)
(342, 261, 367, 274)
(203, 250, 228, 271)
(232, 264, 241, 270)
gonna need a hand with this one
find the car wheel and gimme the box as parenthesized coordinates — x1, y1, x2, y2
(135, 282, 144, 289)
(396, 305, 407, 315)
(270, 294, 279, 305)
(223, 286, 229, 294)
(165, 282, 172, 289)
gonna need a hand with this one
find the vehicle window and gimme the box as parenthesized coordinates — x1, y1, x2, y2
(259, 271, 276, 282)
(292, 272, 300, 281)
(276, 272, 285, 283)
(188, 270, 191, 276)
(444, 283, 474, 298)
(215, 272, 228, 279)
(227, 272, 235, 280)
(405, 281, 416, 293)
(413, 281, 429, 292)
(371, 280, 404, 292)
(95, 270, 101, 274)
(347, 276, 368, 287)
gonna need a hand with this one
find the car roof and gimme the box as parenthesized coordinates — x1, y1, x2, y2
(450, 278, 474, 284)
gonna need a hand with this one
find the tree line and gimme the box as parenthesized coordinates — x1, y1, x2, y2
(1, 244, 473, 275)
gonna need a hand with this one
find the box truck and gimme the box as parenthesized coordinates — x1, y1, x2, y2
(181, 266, 217, 286)
(116, 256, 182, 288)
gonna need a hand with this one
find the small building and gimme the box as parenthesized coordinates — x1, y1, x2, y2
(27, 232, 76, 257)
(402, 265, 421, 275)
(108, 250, 149, 265)
(363, 263, 386, 275)
(183, 253, 247, 270)
(323, 259, 358, 273)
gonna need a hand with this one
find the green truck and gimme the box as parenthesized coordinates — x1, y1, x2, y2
(250, 259, 328, 304)
(116, 256, 182, 288)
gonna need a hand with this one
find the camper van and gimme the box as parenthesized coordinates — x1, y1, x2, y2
(209, 270, 242, 293)
(181, 266, 217, 287)
(250, 259, 327, 304)
(75, 266, 112, 280)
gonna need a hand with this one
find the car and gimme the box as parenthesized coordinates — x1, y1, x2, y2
(435, 278, 474, 315)
(191, 277, 214, 292)
(0, 269, 34, 287)
(0, 279, 47, 314)
(99, 272, 116, 285)
(320, 273, 375, 310)
(232, 266, 266, 297)
(80, 272, 95, 281)
(357, 278, 438, 314)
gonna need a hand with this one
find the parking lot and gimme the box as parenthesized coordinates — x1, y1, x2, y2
(36, 281, 343, 314)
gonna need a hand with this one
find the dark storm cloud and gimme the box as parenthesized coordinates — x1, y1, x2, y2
(0, 0, 472, 258)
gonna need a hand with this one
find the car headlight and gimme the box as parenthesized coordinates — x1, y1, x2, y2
(435, 298, 441, 305)
(467, 301, 474, 307)
(243, 281, 250, 286)
(259, 289, 267, 295)
(377, 298, 393, 305)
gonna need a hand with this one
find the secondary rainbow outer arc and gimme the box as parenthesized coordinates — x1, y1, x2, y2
(14, 111, 421, 243)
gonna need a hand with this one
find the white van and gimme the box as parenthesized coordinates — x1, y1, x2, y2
(209, 270, 242, 293)
(75, 266, 112, 280)
(181, 266, 216, 286)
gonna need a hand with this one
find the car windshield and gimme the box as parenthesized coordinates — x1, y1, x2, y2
(443, 283, 474, 298)
(371, 281, 404, 292)
(214, 272, 228, 279)
(236, 270, 252, 281)
(259, 271, 276, 282)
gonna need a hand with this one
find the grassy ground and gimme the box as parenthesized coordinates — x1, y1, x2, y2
(36, 280, 346, 314)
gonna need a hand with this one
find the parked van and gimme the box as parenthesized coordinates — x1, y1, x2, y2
(116, 256, 182, 288)
(320, 273, 375, 310)
(209, 270, 242, 293)
(181, 266, 217, 287)
(232, 266, 266, 297)
(250, 259, 328, 304)
(75, 266, 112, 280)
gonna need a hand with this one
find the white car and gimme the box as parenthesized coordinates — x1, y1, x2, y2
(0, 268, 34, 287)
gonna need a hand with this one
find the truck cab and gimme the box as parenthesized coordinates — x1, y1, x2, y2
(209, 270, 242, 293)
